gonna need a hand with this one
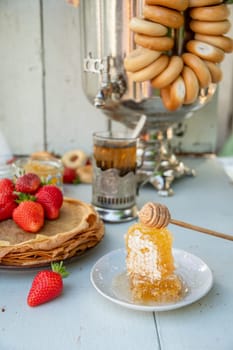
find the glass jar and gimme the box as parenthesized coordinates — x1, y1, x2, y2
(12, 156, 64, 190)
(0, 163, 14, 179)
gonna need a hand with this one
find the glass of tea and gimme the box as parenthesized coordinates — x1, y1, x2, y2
(92, 131, 138, 223)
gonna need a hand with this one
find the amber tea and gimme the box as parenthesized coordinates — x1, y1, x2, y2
(94, 142, 136, 176)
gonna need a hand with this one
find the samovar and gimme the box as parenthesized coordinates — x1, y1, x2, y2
(77, 0, 231, 195)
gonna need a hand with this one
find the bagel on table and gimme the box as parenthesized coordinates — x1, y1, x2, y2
(62, 150, 88, 170)
(123, 0, 233, 111)
(61, 150, 93, 184)
(76, 165, 93, 184)
(30, 151, 56, 160)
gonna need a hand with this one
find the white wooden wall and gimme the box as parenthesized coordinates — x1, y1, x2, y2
(0, 0, 106, 157)
(0, 0, 233, 157)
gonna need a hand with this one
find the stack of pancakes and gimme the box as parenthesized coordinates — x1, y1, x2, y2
(0, 197, 104, 267)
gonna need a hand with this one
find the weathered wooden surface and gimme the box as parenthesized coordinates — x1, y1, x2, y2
(1, 158, 233, 350)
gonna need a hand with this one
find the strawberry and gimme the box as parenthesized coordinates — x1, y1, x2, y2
(0, 192, 18, 221)
(27, 262, 69, 307)
(35, 185, 63, 220)
(15, 173, 41, 194)
(63, 167, 79, 184)
(13, 201, 44, 233)
(0, 178, 15, 195)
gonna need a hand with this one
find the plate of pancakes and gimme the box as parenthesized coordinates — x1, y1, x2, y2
(0, 197, 104, 268)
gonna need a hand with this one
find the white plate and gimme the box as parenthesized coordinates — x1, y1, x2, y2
(90, 248, 213, 312)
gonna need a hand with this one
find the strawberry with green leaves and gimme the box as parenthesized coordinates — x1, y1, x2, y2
(27, 262, 69, 307)
(15, 173, 41, 194)
(36, 185, 63, 220)
(13, 200, 44, 233)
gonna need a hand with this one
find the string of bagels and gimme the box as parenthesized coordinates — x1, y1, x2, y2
(124, 0, 233, 111)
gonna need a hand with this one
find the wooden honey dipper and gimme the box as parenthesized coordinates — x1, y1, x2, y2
(138, 202, 233, 242)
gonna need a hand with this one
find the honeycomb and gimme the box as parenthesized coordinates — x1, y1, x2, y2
(125, 223, 182, 303)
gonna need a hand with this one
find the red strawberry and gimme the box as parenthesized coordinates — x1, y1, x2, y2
(0, 191, 17, 207)
(35, 185, 63, 220)
(27, 262, 69, 307)
(0, 178, 15, 195)
(63, 167, 78, 184)
(0, 192, 18, 221)
(13, 201, 44, 233)
(15, 173, 41, 194)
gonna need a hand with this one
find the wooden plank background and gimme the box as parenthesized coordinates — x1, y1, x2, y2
(0, 0, 232, 157)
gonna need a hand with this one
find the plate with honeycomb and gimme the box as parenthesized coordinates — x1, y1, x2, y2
(90, 248, 213, 312)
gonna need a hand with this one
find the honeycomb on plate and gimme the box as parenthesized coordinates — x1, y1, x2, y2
(125, 203, 183, 303)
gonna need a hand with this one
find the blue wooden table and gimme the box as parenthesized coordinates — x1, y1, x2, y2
(1, 157, 233, 350)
